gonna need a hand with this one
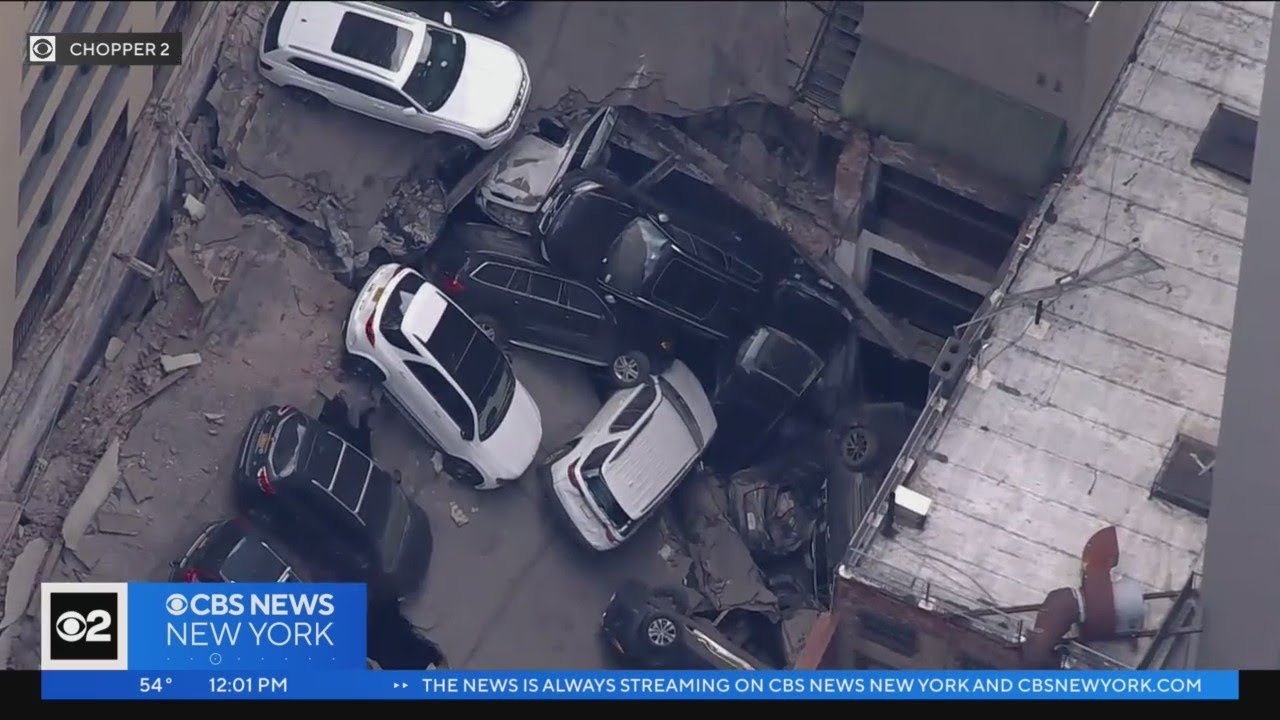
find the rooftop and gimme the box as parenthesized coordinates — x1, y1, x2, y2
(854, 0, 1270, 664)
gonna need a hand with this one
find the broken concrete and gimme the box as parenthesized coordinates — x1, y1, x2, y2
(1, 538, 48, 630)
(168, 246, 217, 305)
(103, 337, 126, 364)
(96, 511, 148, 537)
(160, 352, 203, 374)
(61, 439, 120, 552)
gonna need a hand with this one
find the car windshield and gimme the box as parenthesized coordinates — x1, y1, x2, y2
(270, 415, 308, 478)
(331, 12, 413, 70)
(357, 474, 412, 572)
(221, 537, 290, 583)
(403, 29, 466, 112)
(741, 329, 822, 396)
(602, 218, 669, 293)
(423, 304, 516, 440)
(580, 442, 634, 534)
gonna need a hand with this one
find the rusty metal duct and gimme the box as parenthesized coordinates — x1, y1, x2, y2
(1021, 526, 1125, 668)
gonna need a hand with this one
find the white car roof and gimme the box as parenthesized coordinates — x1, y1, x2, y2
(280, 1, 423, 84)
(598, 361, 717, 519)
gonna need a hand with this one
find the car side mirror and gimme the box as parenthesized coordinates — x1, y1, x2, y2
(603, 294, 616, 304)
(442, 11, 454, 26)
(402, 106, 417, 117)
(656, 213, 669, 223)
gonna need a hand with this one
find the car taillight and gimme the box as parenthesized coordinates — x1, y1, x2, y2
(256, 467, 275, 495)
(441, 276, 465, 296)
(604, 526, 621, 545)
(365, 314, 377, 347)
(566, 461, 581, 490)
(182, 569, 201, 583)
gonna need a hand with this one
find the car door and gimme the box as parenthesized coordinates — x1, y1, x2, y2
(467, 262, 527, 342)
(561, 281, 614, 362)
(524, 271, 579, 355)
(286, 58, 366, 111)
(403, 359, 477, 456)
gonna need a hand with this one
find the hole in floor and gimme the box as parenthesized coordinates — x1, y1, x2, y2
(860, 339, 930, 411)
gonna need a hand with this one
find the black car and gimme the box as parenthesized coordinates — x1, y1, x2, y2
(427, 222, 673, 388)
(537, 178, 766, 342)
(769, 259, 855, 360)
(602, 580, 770, 670)
(235, 405, 433, 600)
(169, 518, 308, 583)
(704, 327, 825, 472)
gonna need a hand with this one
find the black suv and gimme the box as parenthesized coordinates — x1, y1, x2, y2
(235, 405, 433, 600)
(601, 580, 770, 670)
(537, 177, 766, 342)
(170, 518, 309, 583)
(768, 259, 855, 360)
(427, 222, 673, 388)
(705, 326, 826, 473)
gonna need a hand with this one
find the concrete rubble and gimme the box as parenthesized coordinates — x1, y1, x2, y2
(160, 352, 203, 374)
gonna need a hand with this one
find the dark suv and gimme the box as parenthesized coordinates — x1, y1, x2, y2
(705, 326, 826, 472)
(427, 222, 673, 388)
(235, 405, 433, 600)
(601, 580, 770, 670)
(537, 177, 766, 342)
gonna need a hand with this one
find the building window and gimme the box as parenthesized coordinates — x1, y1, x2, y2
(856, 610, 920, 657)
(1193, 103, 1257, 183)
(38, 114, 56, 156)
(36, 196, 53, 227)
(75, 114, 92, 147)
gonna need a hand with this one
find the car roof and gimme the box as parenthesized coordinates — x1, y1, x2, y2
(599, 362, 716, 519)
(280, 1, 420, 83)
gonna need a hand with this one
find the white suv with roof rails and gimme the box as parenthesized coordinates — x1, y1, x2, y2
(345, 264, 543, 490)
(540, 360, 716, 551)
(258, 1, 530, 150)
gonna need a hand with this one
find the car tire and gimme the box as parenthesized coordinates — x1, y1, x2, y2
(650, 585, 691, 614)
(837, 423, 879, 472)
(640, 612, 683, 652)
(472, 314, 506, 347)
(442, 456, 485, 488)
(609, 351, 651, 389)
(342, 352, 386, 383)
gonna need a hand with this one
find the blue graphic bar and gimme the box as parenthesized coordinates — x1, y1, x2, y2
(42, 670, 1240, 700)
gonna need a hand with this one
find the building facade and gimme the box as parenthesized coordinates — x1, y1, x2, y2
(0, 1, 199, 388)
(802, 1, 1155, 370)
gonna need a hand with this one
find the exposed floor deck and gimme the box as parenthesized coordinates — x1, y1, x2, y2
(863, 0, 1271, 652)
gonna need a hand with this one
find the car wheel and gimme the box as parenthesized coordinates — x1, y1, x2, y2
(642, 613, 683, 651)
(650, 585, 691, 614)
(342, 352, 386, 383)
(472, 314, 506, 347)
(610, 351, 651, 388)
(442, 456, 485, 488)
(837, 423, 879, 471)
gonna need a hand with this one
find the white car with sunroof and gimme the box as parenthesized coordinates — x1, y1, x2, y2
(257, 1, 530, 149)
(345, 263, 543, 490)
(540, 360, 716, 551)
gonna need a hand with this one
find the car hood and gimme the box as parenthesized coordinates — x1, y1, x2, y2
(434, 35, 524, 133)
(478, 380, 542, 479)
(479, 135, 566, 212)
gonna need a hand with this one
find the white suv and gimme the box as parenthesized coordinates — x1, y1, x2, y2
(541, 361, 716, 551)
(258, 1, 530, 150)
(345, 264, 543, 489)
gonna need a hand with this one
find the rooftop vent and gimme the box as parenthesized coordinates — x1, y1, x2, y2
(1193, 104, 1257, 183)
(1151, 434, 1215, 518)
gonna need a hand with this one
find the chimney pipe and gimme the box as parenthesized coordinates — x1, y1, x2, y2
(1022, 587, 1080, 668)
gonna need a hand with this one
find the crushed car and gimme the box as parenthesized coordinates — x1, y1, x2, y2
(424, 221, 675, 388)
(234, 405, 434, 600)
(170, 517, 308, 583)
(477, 108, 618, 234)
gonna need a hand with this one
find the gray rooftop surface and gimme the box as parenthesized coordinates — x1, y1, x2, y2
(863, 0, 1270, 638)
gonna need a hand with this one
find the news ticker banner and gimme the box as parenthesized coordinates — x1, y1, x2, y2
(42, 670, 1239, 701)
(40, 583, 367, 671)
(27, 33, 182, 66)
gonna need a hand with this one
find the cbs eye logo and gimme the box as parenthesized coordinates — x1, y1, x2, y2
(45, 589, 120, 663)
(28, 35, 57, 64)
